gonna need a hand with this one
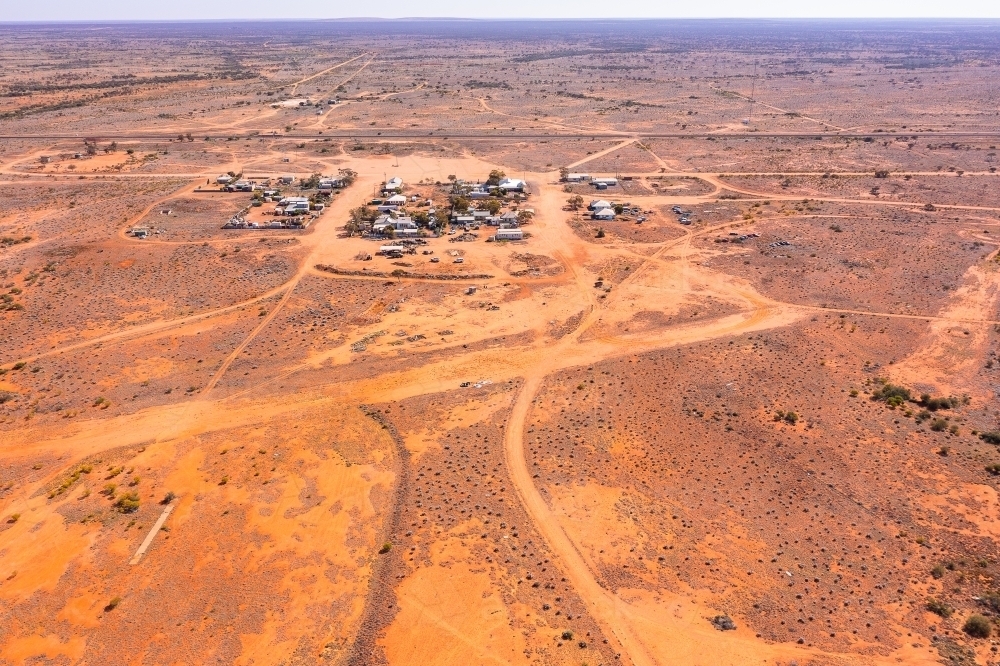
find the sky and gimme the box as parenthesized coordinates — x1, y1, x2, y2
(8, 0, 1000, 21)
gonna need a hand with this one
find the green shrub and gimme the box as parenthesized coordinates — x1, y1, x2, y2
(783, 411, 799, 425)
(930, 419, 948, 432)
(871, 382, 912, 404)
(379, 542, 392, 554)
(931, 565, 945, 579)
(115, 492, 140, 513)
(926, 598, 953, 618)
(963, 614, 991, 638)
(920, 394, 960, 411)
(104, 596, 122, 612)
(981, 591, 1000, 613)
(980, 431, 1000, 445)
(987, 464, 1000, 476)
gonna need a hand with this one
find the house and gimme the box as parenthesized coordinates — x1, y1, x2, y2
(453, 215, 476, 225)
(495, 228, 524, 241)
(592, 177, 618, 187)
(384, 177, 403, 191)
(500, 211, 520, 223)
(130, 227, 150, 238)
(565, 173, 590, 182)
(233, 180, 253, 192)
(498, 178, 526, 192)
(386, 194, 407, 206)
(379, 245, 406, 255)
(39, 156, 50, 164)
(216, 174, 233, 184)
(279, 175, 294, 185)
(318, 178, 344, 191)
(589, 200, 612, 211)
(373, 216, 419, 236)
(592, 208, 616, 221)
(279, 197, 310, 215)
(472, 210, 491, 220)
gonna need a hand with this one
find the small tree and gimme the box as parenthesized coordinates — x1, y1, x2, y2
(338, 168, 357, 186)
(567, 195, 584, 210)
(559, 167, 569, 180)
(596, 228, 606, 238)
(517, 210, 534, 225)
(486, 169, 506, 186)
(485, 198, 503, 215)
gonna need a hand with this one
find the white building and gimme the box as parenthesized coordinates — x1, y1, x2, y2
(592, 208, 616, 221)
(565, 173, 591, 182)
(495, 228, 524, 241)
(589, 200, 612, 211)
(384, 177, 403, 191)
(498, 178, 526, 192)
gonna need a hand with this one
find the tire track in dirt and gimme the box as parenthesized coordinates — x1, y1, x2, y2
(346, 406, 411, 666)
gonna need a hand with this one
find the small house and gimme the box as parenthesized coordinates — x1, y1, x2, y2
(384, 177, 403, 191)
(498, 178, 526, 192)
(592, 208, 616, 221)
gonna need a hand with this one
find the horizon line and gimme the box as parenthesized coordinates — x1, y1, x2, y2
(3, 16, 1000, 24)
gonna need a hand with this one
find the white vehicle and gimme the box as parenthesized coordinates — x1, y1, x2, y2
(453, 257, 464, 263)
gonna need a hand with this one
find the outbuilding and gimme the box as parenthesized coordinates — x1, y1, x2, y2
(495, 228, 524, 241)
(592, 208, 616, 221)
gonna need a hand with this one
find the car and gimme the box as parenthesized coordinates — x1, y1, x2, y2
(430, 257, 440, 263)
(454, 257, 464, 263)
(460, 382, 471, 388)
(680, 220, 692, 225)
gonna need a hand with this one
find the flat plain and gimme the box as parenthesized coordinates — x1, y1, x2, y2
(3, 18, 1000, 666)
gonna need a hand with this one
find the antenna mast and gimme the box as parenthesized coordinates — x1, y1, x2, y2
(748, 60, 758, 124)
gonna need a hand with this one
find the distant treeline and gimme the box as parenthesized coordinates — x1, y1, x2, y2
(1, 70, 257, 98)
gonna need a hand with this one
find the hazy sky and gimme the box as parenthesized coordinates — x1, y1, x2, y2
(8, 0, 1000, 21)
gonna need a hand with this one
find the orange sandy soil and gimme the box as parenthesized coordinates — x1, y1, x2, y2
(4, 20, 1000, 666)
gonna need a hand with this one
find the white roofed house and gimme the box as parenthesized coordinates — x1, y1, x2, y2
(373, 215, 419, 236)
(497, 178, 526, 192)
(592, 207, 616, 221)
(589, 200, 612, 211)
(386, 194, 407, 206)
(384, 177, 403, 191)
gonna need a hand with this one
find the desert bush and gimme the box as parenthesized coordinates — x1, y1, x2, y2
(871, 382, 911, 405)
(980, 431, 1000, 445)
(596, 228, 605, 238)
(930, 419, 948, 432)
(6, 513, 20, 524)
(104, 597, 122, 612)
(920, 394, 959, 411)
(981, 591, 1000, 613)
(115, 492, 140, 513)
(160, 491, 176, 505)
(561, 630, 574, 640)
(986, 464, 1000, 475)
(931, 565, 945, 579)
(379, 542, 392, 554)
(963, 614, 991, 638)
(926, 598, 953, 618)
